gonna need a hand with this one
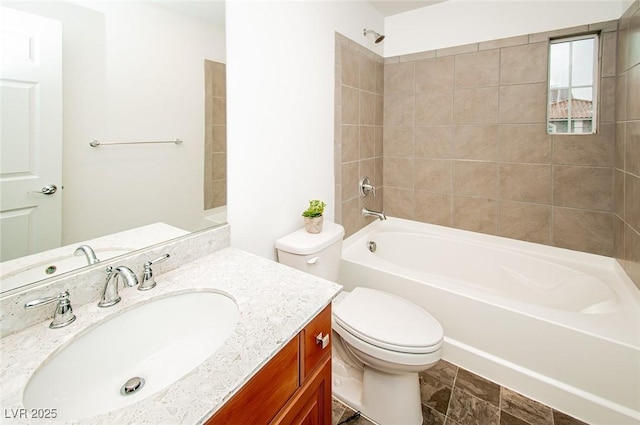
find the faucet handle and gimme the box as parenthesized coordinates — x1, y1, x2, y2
(138, 254, 170, 291)
(359, 176, 376, 197)
(25, 290, 76, 329)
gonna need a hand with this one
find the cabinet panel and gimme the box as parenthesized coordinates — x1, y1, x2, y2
(301, 304, 332, 379)
(206, 336, 299, 425)
(270, 355, 332, 425)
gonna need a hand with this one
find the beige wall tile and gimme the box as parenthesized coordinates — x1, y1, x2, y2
(553, 166, 613, 211)
(498, 124, 551, 163)
(384, 126, 413, 157)
(341, 162, 359, 201)
(616, 73, 628, 123)
(384, 94, 414, 126)
(454, 50, 500, 89)
(615, 215, 625, 261)
(212, 97, 226, 125)
(211, 180, 226, 208)
(499, 163, 551, 203)
(552, 123, 615, 166)
(499, 83, 547, 124)
(453, 196, 497, 234)
(601, 31, 618, 78)
(415, 191, 452, 226)
(415, 56, 455, 91)
(385, 62, 415, 95)
(375, 126, 384, 157)
(628, 65, 640, 120)
(500, 42, 548, 85)
(342, 46, 360, 88)
(360, 126, 375, 159)
(627, 121, 640, 175)
(479, 35, 528, 50)
(360, 91, 376, 125)
(436, 43, 478, 57)
(212, 125, 226, 152)
(415, 159, 452, 193)
(624, 223, 640, 289)
(375, 157, 384, 187)
(375, 94, 384, 126)
(629, 13, 640, 68)
(384, 157, 414, 189)
(342, 86, 359, 125)
(498, 201, 551, 244)
(342, 197, 361, 238)
(625, 173, 640, 230)
(618, 17, 630, 74)
(552, 207, 614, 256)
(453, 160, 498, 198)
(360, 158, 376, 185)
(383, 187, 414, 219)
(212, 152, 226, 180)
(360, 55, 376, 92)
(616, 122, 626, 170)
(399, 50, 436, 62)
(341, 125, 359, 162)
(415, 126, 453, 159)
(454, 125, 498, 160)
(416, 90, 454, 125)
(375, 61, 384, 95)
(615, 168, 625, 217)
(600, 77, 617, 123)
(453, 87, 499, 124)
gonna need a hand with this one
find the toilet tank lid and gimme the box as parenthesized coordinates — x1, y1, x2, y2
(275, 222, 345, 255)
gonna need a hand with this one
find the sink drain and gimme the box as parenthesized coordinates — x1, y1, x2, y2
(121, 377, 145, 396)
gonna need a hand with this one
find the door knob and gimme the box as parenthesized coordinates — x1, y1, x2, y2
(29, 184, 57, 195)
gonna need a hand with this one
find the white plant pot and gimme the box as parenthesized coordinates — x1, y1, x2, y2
(304, 216, 323, 234)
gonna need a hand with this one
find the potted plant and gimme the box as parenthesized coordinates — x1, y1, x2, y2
(302, 200, 326, 234)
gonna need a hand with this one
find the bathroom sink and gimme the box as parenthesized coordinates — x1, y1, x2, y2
(23, 291, 239, 421)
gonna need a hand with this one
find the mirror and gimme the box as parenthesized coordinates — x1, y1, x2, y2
(0, 1, 226, 293)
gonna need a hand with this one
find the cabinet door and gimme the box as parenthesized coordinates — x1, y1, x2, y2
(270, 356, 331, 425)
(206, 337, 299, 425)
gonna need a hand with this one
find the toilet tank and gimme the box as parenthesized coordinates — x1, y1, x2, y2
(275, 222, 345, 282)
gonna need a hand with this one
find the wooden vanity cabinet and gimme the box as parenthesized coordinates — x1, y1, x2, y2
(206, 304, 332, 425)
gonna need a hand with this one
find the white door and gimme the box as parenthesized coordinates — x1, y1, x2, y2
(0, 7, 62, 262)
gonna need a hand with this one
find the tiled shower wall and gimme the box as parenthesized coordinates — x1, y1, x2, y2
(204, 59, 227, 210)
(335, 34, 385, 237)
(615, 1, 640, 289)
(381, 21, 618, 257)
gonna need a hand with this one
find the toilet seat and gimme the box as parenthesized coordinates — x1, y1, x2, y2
(333, 287, 443, 354)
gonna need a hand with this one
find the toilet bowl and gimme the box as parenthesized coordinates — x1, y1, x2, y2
(275, 223, 444, 425)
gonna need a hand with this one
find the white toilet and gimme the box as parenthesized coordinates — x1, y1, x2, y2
(276, 222, 444, 425)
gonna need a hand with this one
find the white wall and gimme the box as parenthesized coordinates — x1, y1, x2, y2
(226, 0, 384, 259)
(5, 1, 225, 245)
(384, 0, 631, 57)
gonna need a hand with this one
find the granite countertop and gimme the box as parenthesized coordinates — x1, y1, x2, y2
(0, 247, 342, 424)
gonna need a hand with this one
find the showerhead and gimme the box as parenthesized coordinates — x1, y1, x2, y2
(363, 28, 385, 44)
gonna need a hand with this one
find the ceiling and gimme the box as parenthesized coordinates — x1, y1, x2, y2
(367, 0, 449, 17)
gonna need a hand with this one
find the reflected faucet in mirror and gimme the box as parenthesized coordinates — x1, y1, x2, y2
(74, 245, 100, 265)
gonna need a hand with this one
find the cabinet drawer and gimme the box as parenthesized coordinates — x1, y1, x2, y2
(301, 304, 332, 379)
(206, 336, 299, 425)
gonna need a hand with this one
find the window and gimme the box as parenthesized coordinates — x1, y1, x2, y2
(547, 34, 599, 135)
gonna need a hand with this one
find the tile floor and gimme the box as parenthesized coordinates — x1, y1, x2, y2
(331, 359, 590, 425)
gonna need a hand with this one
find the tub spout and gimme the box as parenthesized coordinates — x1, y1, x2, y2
(362, 207, 386, 221)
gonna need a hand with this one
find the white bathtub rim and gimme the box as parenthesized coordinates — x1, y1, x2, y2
(443, 336, 640, 425)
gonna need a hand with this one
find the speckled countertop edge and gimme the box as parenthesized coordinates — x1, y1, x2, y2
(0, 247, 342, 425)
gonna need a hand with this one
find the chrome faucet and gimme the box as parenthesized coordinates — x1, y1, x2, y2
(362, 207, 386, 221)
(98, 266, 138, 307)
(74, 245, 100, 265)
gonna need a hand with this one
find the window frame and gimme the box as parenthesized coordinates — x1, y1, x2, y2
(546, 33, 600, 135)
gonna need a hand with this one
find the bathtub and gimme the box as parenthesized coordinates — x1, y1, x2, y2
(339, 217, 640, 425)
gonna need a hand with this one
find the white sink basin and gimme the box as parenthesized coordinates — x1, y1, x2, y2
(23, 291, 239, 421)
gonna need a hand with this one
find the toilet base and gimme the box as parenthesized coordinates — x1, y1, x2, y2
(332, 347, 423, 425)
